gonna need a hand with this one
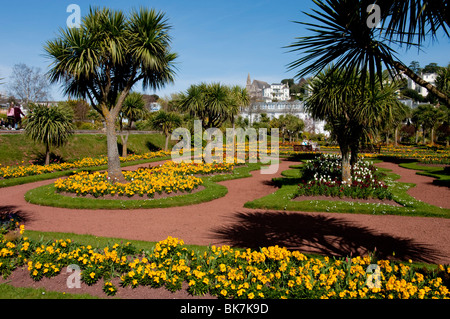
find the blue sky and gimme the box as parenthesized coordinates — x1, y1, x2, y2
(0, 0, 449, 101)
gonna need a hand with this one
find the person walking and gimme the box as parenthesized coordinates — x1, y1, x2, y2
(13, 104, 25, 130)
(6, 103, 15, 130)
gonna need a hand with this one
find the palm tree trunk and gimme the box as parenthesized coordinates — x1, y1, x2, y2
(431, 127, 435, 145)
(394, 127, 398, 146)
(341, 148, 351, 184)
(164, 133, 170, 152)
(120, 131, 129, 157)
(45, 142, 50, 166)
(390, 60, 450, 106)
(105, 116, 124, 183)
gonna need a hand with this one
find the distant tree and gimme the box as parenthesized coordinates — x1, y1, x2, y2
(149, 110, 182, 151)
(281, 79, 295, 87)
(8, 63, 51, 106)
(401, 88, 426, 103)
(176, 83, 243, 130)
(24, 104, 73, 165)
(409, 61, 421, 74)
(413, 104, 446, 144)
(283, 114, 304, 142)
(422, 63, 442, 74)
(229, 85, 249, 129)
(119, 92, 148, 157)
(59, 99, 91, 122)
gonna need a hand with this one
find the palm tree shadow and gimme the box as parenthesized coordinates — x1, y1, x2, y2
(0, 205, 33, 224)
(210, 211, 441, 263)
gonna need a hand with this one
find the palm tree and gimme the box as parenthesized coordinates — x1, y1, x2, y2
(306, 67, 402, 182)
(119, 92, 148, 157)
(229, 85, 250, 129)
(149, 110, 182, 151)
(44, 7, 177, 182)
(287, 0, 450, 106)
(176, 83, 235, 130)
(24, 104, 74, 165)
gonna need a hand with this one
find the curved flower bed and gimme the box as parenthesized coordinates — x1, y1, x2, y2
(296, 154, 392, 200)
(1, 228, 449, 299)
(55, 168, 203, 198)
(54, 161, 235, 198)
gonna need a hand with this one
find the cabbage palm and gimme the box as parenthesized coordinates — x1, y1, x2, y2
(24, 105, 74, 165)
(44, 7, 177, 182)
(149, 110, 182, 151)
(229, 85, 250, 129)
(287, 0, 450, 106)
(176, 83, 234, 130)
(306, 67, 402, 182)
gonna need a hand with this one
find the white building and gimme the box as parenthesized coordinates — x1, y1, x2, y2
(240, 100, 328, 136)
(246, 74, 290, 102)
(407, 72, 437, 97)
(262, 83, 290, 102)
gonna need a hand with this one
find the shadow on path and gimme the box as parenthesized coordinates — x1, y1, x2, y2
(0, 205, 33, 224)
(211, 211, 441, 263)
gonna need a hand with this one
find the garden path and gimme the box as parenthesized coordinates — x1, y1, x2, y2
(0, 158, 449, 298)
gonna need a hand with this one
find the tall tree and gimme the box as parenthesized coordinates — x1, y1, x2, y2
(149, 110, 182, 151)
(24, 104, 73, 165)
(306, 67, 401, 182)
(8, 63, 51, 106)
(119, 92, 148, 157)
(176, 83, 237, 130)
(45, 7, 177, 182)
(287, 0, 450, 106)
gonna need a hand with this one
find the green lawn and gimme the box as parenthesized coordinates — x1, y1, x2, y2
(0, 133, 169, 166)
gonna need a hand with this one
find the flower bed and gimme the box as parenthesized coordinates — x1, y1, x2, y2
(1, 228, 449, 299)
(150, 161, 235, 175)
(54, 161, 235, 198)
(296, 154, 392, 200)
(0, 150, 170, 179)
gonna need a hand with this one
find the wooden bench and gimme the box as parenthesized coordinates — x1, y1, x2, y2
(293, 144, 314, 152)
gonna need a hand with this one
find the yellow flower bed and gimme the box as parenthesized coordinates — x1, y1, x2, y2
(54, 161, 236, 198)
(0, 150, 170, 179)
(1, 228, 449, 299)
(151, 161, 235, 175)
(55, 167, 205, 198)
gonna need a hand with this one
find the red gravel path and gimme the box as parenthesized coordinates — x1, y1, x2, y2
(0, 158, 449, 299)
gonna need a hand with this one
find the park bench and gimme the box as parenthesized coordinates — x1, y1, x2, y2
(293, 144, 315, 152)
